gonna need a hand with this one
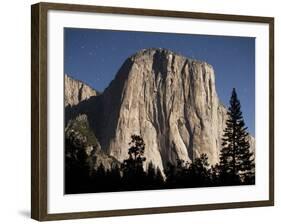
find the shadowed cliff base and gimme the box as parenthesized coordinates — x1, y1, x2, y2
(65, 135, 255, 194)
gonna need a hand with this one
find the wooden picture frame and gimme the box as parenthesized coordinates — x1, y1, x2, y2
(31, 2, 274, 221)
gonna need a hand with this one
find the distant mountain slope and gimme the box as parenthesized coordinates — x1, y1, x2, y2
(65, 74, 98, 107)
(64, 76, 119, 172)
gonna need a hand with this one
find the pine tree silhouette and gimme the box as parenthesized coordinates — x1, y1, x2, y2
(219, 88, 255, 185)
(164, 161, 177, 188)
(189, 154, 211, 186)
(121, 135, 147, 190)
(155, 167, 165, 187)
(146, 162, 156, 188)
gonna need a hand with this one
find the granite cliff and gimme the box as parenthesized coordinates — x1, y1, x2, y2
(65, 48, 255, 172)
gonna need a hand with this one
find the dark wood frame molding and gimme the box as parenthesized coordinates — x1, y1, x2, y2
(31, 2, 274, 221)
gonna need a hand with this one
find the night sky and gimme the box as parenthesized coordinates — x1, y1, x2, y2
(64, 28, 255, 135)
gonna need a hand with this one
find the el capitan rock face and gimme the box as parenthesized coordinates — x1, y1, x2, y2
(65, 48, 255, 172)
(97, 48, 228, 171)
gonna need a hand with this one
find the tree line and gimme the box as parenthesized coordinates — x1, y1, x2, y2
(65, 88, 255, 194)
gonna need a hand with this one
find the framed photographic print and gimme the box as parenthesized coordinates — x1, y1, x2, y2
(31, 2, 274, 221)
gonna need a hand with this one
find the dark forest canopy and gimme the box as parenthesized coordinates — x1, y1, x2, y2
(65, 89, 255, 194)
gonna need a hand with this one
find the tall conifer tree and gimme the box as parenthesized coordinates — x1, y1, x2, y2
(219, 88, 255, 184)
(121, 135, 146, 189)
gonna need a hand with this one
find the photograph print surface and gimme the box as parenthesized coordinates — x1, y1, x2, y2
(64, 28, 255, 194)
